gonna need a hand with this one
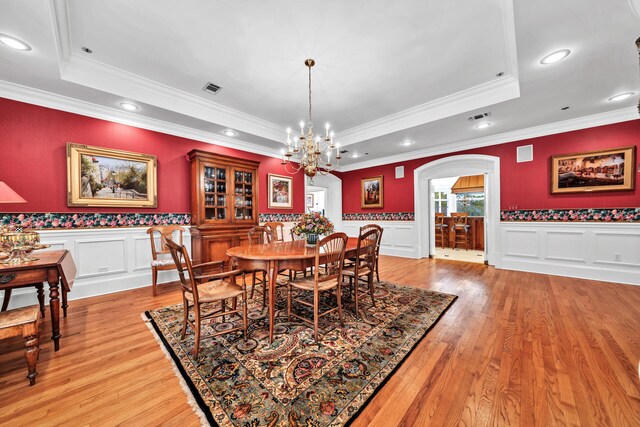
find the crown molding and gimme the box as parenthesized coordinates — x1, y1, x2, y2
(49, 0, 284, 144)
(0, 80, 282, 159)
(337, 107, 639, 172)
(336, 0, 520, 146)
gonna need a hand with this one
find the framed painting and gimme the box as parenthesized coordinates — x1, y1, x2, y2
(268, 173, 293, 209)
(306, 194, 314, 208)
(67, 143, 158, 208)
(361, 175, 384, 208)
(550, 146, 636, 194)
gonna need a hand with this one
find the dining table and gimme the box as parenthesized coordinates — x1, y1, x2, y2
(226, 237, 360, 343)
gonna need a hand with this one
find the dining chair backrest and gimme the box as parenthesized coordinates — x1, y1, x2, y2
(451, 212, 469, 226)
(147, 226, 185, 260)
(360, 223, 383, 260)
(248, 226, 272, 245)
(290, 229, 305, 241)
(435, 213, 445, 225)
(314, 232, 348, 284)
(165, 237, 197, 301)
(356, 228, 380, 265)
(264, 222, 285, 242)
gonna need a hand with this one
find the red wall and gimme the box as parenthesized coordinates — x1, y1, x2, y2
(341, 120, 640, 213)
(0, 98, 304, 214)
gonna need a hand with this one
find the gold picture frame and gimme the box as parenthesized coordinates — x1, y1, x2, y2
(268, 173, 293, 209)
(67, 143, 158, 208)
(361, 175, 384, 208)
(550, 146, 636, 194)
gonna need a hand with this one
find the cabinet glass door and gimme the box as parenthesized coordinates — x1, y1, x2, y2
(204, 165, 228, 221)
(233, 169, 254, 221)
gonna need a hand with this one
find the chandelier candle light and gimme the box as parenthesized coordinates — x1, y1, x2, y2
(282, 59, 341, 184)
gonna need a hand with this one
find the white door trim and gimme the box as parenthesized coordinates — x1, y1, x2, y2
(414, 154, 501, 264)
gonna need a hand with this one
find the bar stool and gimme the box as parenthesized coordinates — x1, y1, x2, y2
(434, 213, 448, 249)
(451, 212, 471, 250)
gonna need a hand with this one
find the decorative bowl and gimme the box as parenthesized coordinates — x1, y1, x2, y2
(1, 232, 41, 264)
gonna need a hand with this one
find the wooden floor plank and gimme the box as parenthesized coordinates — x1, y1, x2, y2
(1, 256, 639, 426)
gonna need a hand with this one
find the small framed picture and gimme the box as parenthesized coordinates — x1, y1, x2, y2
(361, 175, 384, 208)
(67, 143, 157, 208)
(306, 194, 314, 208)
(268, 174, 293, 209)
(550, 146, 636, 194)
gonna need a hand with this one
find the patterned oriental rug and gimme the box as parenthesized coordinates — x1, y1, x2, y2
(143, 282, 457, 426)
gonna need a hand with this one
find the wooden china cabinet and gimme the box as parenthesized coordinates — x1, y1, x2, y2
(188, 149, 260, 265)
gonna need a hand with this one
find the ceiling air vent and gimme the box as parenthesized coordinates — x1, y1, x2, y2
(467, 112, 491, 121)
(203, 82, 222, 95)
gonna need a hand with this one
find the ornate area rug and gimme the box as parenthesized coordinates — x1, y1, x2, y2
(143, 281, 456, 426)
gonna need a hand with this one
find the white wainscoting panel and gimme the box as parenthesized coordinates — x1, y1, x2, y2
(1, 227, 191, 310)
(340, 221, 418, 258)
(497, 222, 640, 286)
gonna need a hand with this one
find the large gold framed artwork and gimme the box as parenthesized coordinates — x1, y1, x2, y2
(550, 146, 636, 194)
(67, 143, 158, 208)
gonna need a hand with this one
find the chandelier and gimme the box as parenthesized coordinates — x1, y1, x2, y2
(281, 59, 341, 183)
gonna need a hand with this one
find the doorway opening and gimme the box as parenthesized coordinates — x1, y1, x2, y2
(304, 174, 343, 232)
(431, 175, 485, 263)
(307, 187, 327, 215)
(414, 154, 500, 265)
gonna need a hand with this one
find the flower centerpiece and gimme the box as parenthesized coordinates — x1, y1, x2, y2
(293, 212, 334, 246)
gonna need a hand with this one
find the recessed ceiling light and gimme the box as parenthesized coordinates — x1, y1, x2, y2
(119, 102, 139, 111)
(475, 122, 491, 129)
(0, 33, 32, 51)
(401, 140, 414, 146)
(81, 47, 93, 54)
(350, 153, 360, 158)
(223, 129, 237, 137)
(607, 92, 634, 102)
(540, 49, 571, 65)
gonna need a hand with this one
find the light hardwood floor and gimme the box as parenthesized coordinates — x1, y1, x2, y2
(1, 256, 639, 426)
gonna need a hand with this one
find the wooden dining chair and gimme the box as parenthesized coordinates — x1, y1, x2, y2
(165, 238, 247, 359)
(147, 225, 186, 296)
(264, 222, 285, 242)
(247, 226, 271, 306)
(287, 232, 348, 342)
(342, 228, 380, 316)
(357, 224, 383, 283)
(434, 213, 448, 249)
(451, 212, 471, 250)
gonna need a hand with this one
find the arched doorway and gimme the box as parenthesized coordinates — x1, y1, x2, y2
(414, 155, 500, 264)
(305, 174, 343, 232)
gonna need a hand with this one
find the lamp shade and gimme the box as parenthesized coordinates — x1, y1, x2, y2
(0, 181, 26, 203)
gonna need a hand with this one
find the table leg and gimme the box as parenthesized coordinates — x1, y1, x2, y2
(62, 287, 68, 317)
(47, 271, 61, 351)
(268, 260, 279, 343)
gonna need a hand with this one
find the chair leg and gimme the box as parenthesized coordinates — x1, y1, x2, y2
(375, 257, 380, 283)
(151, 268, 158, 296)
(354, 277, 360, 318)
(262, 272, 267, 309)
(242, 295, 248, 338)
(287, 283, 292, 321)
(180, 296, 189, 340)
(250, 271, 256, 299)
(337, 284, 344, 327)
(221, 300, 226, 322)
(193, 305, 201, 359)
(313, 289, 319, 342)
(2, 289, 12, 312)
(369, 271, 376, 307)
(24, 333, 39, 386)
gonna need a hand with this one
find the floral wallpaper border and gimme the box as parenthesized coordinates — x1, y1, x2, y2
(500, 208, 640, 222)
(0, 212, 191, 229)
(342, 212, 415, 221)
(259, 213, 304, 223)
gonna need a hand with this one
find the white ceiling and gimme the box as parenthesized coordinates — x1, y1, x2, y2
(1, 0, 639, 169)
